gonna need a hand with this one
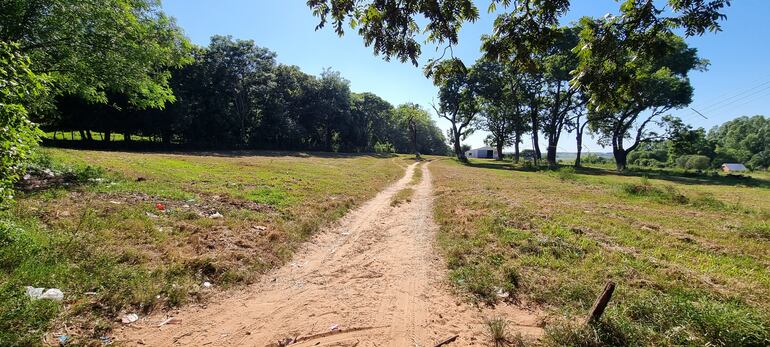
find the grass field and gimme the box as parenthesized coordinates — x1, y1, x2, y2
(0, 149, 405, 345)
(431, 159, 770, 346)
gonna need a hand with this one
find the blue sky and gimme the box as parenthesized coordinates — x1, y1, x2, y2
(162, 1, 770, 152)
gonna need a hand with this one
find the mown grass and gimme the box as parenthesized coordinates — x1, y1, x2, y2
(0, 148, 405, 345)
(432, 159, 770, 346)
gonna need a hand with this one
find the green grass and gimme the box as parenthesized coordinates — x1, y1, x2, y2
(0, 148, 405, 345)
(43, 131, 152, 142)
(432, 158, 770, 346)
(390, 188, 415, 207)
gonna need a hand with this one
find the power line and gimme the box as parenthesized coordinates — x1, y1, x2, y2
(695, 84, 770, 117)
(682, 76, 770, 119)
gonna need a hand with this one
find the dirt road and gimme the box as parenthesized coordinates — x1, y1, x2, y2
(118, 161, 542, 346)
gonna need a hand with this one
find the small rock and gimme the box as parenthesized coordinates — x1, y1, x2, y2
(145, 212, 158, 219)
(202, 281, 212, 288)
(209, 212, 223, 219)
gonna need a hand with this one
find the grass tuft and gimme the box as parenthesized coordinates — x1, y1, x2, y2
(390, 188, 414, 207)
(484, 316, 510, 346)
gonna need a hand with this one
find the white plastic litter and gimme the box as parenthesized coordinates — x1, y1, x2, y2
(25, 286, 44, 299)
(25, 286, 64, 301)
(121, 313, 139, 324)
(202, 281, 212, 288)
(40, 288, 64, 301)
(209, 212, 223, 219)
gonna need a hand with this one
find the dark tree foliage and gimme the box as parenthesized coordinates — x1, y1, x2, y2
(42, 37, 450, 155)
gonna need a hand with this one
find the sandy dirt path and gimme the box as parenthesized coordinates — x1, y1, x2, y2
(118, 161, 542, 346)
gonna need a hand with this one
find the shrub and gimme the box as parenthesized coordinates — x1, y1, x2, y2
(373, 141, 395, 154)
(582, 153, 610, 164)
(553, 167, 578, 181)
(685, 155, 711, 170)
(0, 42, 46, 205)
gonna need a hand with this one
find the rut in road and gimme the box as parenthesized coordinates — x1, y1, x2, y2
(118, 161, 543, 346)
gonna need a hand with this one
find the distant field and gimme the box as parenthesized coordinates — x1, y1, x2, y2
(431, 159, 770, 346)
(0, 149, 406, 345)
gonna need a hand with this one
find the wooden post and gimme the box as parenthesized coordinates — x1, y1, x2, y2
(585, 281, 616, 325)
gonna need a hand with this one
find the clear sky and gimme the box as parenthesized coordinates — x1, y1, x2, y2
(161, 1, 770, 153)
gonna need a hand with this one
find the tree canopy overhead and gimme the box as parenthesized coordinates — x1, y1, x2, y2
(307, 0, 730, 68)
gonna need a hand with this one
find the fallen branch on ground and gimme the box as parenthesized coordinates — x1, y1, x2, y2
(434, 334, 459, 346)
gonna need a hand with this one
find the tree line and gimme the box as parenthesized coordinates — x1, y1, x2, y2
(43, 35, 449, 155)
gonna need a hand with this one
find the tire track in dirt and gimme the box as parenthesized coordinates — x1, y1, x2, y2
(117, 161, 543, 346)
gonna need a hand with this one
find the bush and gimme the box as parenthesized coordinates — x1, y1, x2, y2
(635, 158, 667, 168)
(373, 141, 395, 154)
(582, 153, 610, 164)
(0, 42, 46, 205)
(552, 167, 578, 181)
(685, 155, 711, 170)
(748, 150, 770, 170)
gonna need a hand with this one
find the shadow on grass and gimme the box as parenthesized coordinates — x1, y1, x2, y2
(42, 139, 414, 160)
(460, 159, 770, 188)
(575, 166, 770, 188)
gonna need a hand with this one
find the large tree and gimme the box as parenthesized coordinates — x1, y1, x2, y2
(431, 59, 477, 161)
(575, 13, 704, 171)
(538, 27, 585, 167)
(1, 0, 192, 109)
(471, 60, 531, 162)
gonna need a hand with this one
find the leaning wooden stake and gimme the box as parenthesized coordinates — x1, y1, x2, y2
(434, 335, 459, 347)
(585, 281, 616, 325)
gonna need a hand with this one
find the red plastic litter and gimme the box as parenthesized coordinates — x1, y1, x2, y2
(156, 203, 166, 211)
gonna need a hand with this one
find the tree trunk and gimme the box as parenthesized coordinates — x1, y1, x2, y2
(614, 148, 628, 171)
(514, 131, 521, 163)
(575, 130, 584, 168)
(546, 140, 558, 168)
(104, 130, 111, 142)
(79, 130, 88, 142)
(162, 131, 172, 146)
(452, 125, 467, 161)
(496, 141, 504, 161)
(123, 132, 132, 142)
(410, 121, 420, 159)
(530, 109, 542, 164)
